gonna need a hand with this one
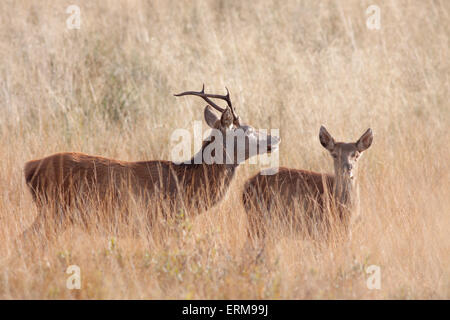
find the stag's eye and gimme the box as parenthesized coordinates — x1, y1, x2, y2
(332, 154, 338, 159)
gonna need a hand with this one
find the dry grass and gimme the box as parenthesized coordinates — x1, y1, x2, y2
(0, 0, 449, 299)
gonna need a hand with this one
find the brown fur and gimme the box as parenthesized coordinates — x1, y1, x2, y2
(22, 148, 238, 241)
(25, 149, 236, 214)
(22, 88, 280, 240)
(242, 127, 373, 241)
(242, 167, 334, 238)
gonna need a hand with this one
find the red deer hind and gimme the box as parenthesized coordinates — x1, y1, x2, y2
(242, 126, 373, 241)
(23, 85, 280, 239)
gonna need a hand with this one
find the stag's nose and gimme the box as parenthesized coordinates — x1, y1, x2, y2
(345, 163, 353, 171)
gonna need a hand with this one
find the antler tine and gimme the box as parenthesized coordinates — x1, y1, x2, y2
(174, 85, 235, 113)
(224, 86, 239, 120)
(201, 87, 232, 107)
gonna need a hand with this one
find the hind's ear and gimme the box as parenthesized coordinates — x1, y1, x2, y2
(356, 128, 373, 152)
(319, 126, 335, 151)
(204, 105, 220, 128)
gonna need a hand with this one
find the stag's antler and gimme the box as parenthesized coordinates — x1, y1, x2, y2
(174, 85, 238, 120)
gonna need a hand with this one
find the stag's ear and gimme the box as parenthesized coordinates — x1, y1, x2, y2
(204, 105, 220, 128)
(319, 125, 335, 151)
(220, 107, 234, 128)
(356, 128, 373, 152)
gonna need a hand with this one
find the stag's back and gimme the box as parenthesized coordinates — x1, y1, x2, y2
(24, 152, 232, 213)
(24, 152, 166, 207)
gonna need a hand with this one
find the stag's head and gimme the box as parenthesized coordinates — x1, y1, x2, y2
(319, 126, 373, 182)
(175, 85, 280, 165)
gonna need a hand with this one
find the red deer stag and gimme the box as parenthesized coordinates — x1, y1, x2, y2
(23, 85, 280, 239)
(243, 126, 373, 241)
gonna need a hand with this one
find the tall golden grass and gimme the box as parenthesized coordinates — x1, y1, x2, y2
(0, 0, 448, 299)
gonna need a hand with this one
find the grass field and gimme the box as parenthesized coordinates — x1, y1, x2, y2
(0, 0, 448, 299)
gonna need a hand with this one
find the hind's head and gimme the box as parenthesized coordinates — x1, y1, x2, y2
(319, 126, 373, 182)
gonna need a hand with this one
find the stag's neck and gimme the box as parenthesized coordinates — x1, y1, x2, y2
(173, 145, 238, 210)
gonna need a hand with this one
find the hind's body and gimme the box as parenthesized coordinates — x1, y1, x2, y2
(243, 167, 334, 238)
(242, 126, 373, 241)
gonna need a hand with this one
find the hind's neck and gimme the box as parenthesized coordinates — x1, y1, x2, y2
(333, 176, 359, 226)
